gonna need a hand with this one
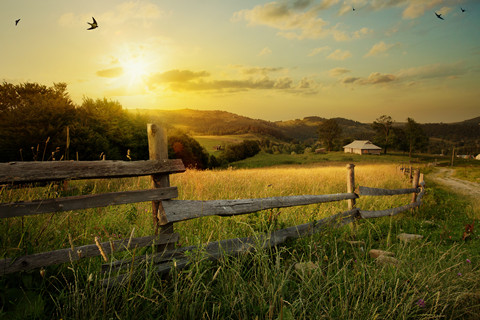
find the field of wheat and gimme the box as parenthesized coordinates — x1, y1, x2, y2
(1, 163, 479, 319)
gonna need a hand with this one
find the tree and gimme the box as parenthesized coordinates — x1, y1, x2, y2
(317, 119, 342, 151)
(167, 130, 211, 169)
(372, 115, 393, 154)
(0, 82, 77, 162)
(405, 118, 429, 159)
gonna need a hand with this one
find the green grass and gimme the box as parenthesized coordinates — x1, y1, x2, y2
(193, 134, 266, 155)
(453, 166, 480, 183)
(229, 151, 447, 169)
(1, 164, 479, 319)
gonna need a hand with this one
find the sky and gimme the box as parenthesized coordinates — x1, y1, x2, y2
(1, 0, 479, 123)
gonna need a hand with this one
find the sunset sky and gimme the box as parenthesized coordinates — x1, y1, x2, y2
(1, 0, 479, 123)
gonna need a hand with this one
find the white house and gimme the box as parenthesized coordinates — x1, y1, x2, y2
(343, 140, 382, 155)
(476, 154, 480, 160)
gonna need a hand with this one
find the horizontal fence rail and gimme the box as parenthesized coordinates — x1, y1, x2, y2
(0, 159, 185, 185)
(0, 233, 179, 275)
(162, 193, 358, 223)
(0, 187, 178, 219)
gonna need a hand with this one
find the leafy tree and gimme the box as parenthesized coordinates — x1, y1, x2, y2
(372, 115, 393, 154)
(221, 140, 261, 162)
(167, 130, 212, 169)
(0, 82, 76, 162)
(405, 118, 429, 159)
(317, 119, 342, 151)
(390, 127, 409, 153)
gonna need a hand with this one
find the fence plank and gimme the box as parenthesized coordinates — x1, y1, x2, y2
(163, 193, 358, 223)
(359, 201, 421, 219)
(359, 186, 420, 196)
(0, 160, 185, 185)
(102, 209, 359, 284)
(0, 233, 179, 275)
(0, 187, 178, 219)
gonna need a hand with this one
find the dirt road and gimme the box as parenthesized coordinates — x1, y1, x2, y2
(430, 167, 480, 199)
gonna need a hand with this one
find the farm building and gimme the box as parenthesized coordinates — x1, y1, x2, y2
(343, 140, 382, 155)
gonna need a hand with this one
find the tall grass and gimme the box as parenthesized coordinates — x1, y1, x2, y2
(1, 163, 479, 319)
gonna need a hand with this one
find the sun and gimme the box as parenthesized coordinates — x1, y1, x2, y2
(121, 58, 149, 87)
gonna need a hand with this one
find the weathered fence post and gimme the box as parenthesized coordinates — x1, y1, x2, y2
(411, 168, 420, 203)
(346, 164, 356, 210)
(147, 123, 173, 242)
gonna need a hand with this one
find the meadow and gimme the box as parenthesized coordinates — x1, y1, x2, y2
(1, 162, 479, 319)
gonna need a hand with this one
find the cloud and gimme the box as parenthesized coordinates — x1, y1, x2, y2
(341, 61, 465, 87)
(397, 61, 467, 80)
(146, 68, 317, 93)
(96, 67, 124, 78)
(148, 69, 210, 84)
(233, 1, 369, 41)
(402, 0, 442, 19)
(364, 41, 399, 57)
(342, 72, 397, 85)
(258, 47, 272, 56)
(327, 49, 352, 60)
(237, 66, 286, 75)
(308, 46, 331, 56)
(329, 67, 351, 77)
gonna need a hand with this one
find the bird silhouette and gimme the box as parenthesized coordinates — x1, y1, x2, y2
(87, 17, 98, 30)
(461, 7, 466, 12)
(352, 7, 355, 11)
(15, 19, 20, 26)
(435, 12, 444, 20)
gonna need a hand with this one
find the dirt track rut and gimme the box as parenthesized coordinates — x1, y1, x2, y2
(430, 168, 480, 199)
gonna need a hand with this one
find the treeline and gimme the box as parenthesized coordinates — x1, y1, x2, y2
(0, 82, 148, 162)
(0, 82, 262, 167)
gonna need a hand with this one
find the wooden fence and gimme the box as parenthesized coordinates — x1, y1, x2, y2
(0, 124, 425, 280)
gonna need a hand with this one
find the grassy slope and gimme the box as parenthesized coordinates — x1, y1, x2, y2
(1, 162, 479, 319)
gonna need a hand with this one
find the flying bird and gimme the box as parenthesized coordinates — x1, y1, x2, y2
(352, 7, 355, 11)
(87, 17, 98, 30)
(435, 12, 444, 20)
(461, 7, 466, 12)
(15, 19, 20, 26)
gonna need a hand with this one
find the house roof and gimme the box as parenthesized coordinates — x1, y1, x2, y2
(343, 140, 382, 150)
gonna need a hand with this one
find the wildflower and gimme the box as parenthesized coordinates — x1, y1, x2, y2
(466, 259, 471, 263)
(457, 272, 462, 276)
(416, 299, 426, 308)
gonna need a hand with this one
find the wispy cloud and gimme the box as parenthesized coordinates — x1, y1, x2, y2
(327, 49, 352, 60)
(364, 41, 399, 57)
(329, 67, 351, 77)
(258, 47, 272, 56)
(342, 72, 397, 85)
(232, 1, 370, 41)
(308, 46, 331, 56)
(96, 67, 124, 78)
(146, 68, 318, 94)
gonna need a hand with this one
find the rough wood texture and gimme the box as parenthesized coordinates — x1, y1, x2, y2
(162, 193, 358, 223)
(147, 123, 173, 239)
(102, 209, 359, 285)
(0, 187, 178, 219)
(0, 233, 179, 275)
(0, 160, 185, 184)
(411, 169, 421, 203)
(346, 164, 356, 210)
(358, 186, 420, 196)
(359, 201, 421, 219)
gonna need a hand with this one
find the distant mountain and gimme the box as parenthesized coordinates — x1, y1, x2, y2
(136, 108, 376, 142)
(134, 108, 479, 148)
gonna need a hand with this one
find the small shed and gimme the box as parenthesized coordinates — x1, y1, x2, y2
(343, 140, 382, 155)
